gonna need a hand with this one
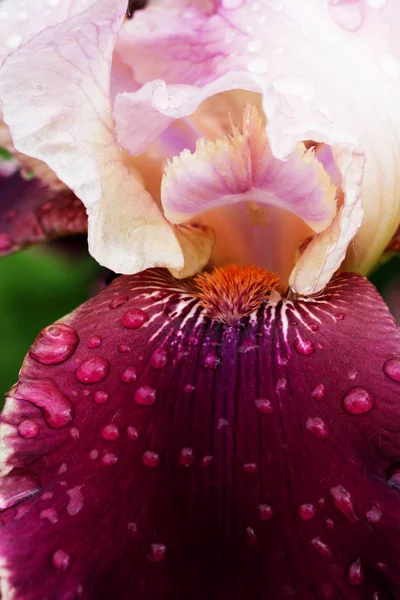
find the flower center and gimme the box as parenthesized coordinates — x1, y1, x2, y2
(195, 265, 280, 324)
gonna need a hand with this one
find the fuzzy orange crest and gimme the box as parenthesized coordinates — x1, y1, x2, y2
(195, 265, 280, 324)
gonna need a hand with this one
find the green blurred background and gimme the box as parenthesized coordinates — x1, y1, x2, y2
(0, 245, 398, 405)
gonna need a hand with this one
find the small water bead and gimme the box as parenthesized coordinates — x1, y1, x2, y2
(294, 338, 315, 356)
(306, 417, 329, 439)
(311, 537, 332, 557)
(243, 463, 258, 473)
(258, 504, 273, 521)
(93, 390, 109, 404)
(246, 526, 257, 545)
(184, 384, 195, 394)
(40, 508, 59, 524)
(58, 463, 68, 475)
(109, 295, 129, 309)
(134, 386, 157, 406)
(0, 233, 12, 251)
(121, 366, 137, 384)
(128, 522, 138, 537)
(18, 419, 39, 439)
(299, 504, 316, 520)
(150, 348, 169, 369)
(276, 377, 287, 391)
(217, 418, 229, 430)
(203, 352, 221, 369)
(383, 357, 400, 382)
(122, 308, 149, 329)
(309, 323, 319, 332)
(335, 312, 345, 321)
(41, 491, 54, 501)
(67, 486, 84, 516)
(347, 558, 364, 586)
(366, 503, 382, 524)
(202, 455, 213, 467)
(52, 549, 71, 571)
(14, 378, 74, 429)
(76, 357, 110, 384)
(127, 425, 139, 440)
(70, 427, 80, 440)
(87, 335, 102, 349)
(118, 343, 131, 354)
(255, 399, 274, 414)
(311, 383, 326, 400)
(90, 449, 99, 460)
(101, 452, 118, 466)
(101, 424, 120, 441)
(29, 323, 79, 365)
(326, 518, 334, 530)
(149, 543, 166, 562)
(142, 450, 160, 467)
(179, 447, 194, 467)
(342, 387, 374, 415)
(330, 485, 357, 522)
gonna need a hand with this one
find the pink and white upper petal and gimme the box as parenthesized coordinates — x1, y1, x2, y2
(115, 0, 400, 293)
(0, 0, 184, 274)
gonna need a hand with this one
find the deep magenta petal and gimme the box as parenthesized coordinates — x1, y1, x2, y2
(1, 271, 400, 599)
(0, 171, 87, 255)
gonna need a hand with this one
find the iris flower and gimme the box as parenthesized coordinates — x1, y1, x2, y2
(0, 0, 400, 597)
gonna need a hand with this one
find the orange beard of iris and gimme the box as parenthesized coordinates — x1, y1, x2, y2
(195, 265, 280, 324)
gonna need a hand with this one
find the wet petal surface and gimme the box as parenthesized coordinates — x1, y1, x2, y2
(1, 270, 400, 599)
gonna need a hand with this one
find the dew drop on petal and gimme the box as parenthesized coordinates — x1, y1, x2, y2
(347, 558, 364, 586)
(294, 338, 315, 356)
(142, 451, 160, 467)
(101, 424, 120, 441)
(326, 518, 334, 530)
(255, 398, 274, 414)
(243, 463, 258, 473)
(342, 387, 373, 415)
(101, 452, 118, 466)
(52, 549, 71, 571)
(18, 419, 39, 439)
(311, 537, 332, 557)
(87, 335, 102, 349)
(258, 504, 273, 521)
(179, 447, 194, 467)
(40, 508, 59, 524)
(93, 390, 109, 404)
(306, 417, 329, 439)
(366, 504, 383, 524)
(109, 295, 129, 309)
(76, 357, 110, 384)
(118, 343, 131, 354)
(330, 485, 357, 522)
(122, 308, 149, 329)
(202, 455, 213, 467)
(128, 522, 138, 537)
(127, 425, 139, 440)
(66, 486, 84, 516)
(184, 384, 195, 394)
(121, 366, 137, 384)
(29, 324, 79, 365)
(246, 526, 257, 545)
(311, 383, 326, 400)
(203, 352, 221, 369)
(150, 348, 169, 369)
(149, 543, 167, 562)
(335, 312, 345, 321)
(383, 357, 400, 382)
(134, 386, 157, 406)
(299, 503, 316, 520)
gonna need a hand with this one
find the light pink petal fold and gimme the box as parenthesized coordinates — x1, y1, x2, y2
(114, 0, 400, 293)
(0, 0, 184, 274)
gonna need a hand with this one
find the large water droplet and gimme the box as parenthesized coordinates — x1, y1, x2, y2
(294, 338, 315, 356)
(347, 558, 364, 586)
(342, 387, 373, 415)
(122, 308, 149, 329)
(14, 378, 74, 428)
(383, 357, 400, 382)
(102, 424, 120, 441)
(29, 324, 79, 365)
(330, 485, 357, 522)
(134, 386, 157, 406)
(306, 417, 329, 439)
(76, 357, 110, 384)
(18, 419, 39, 439)
(52, 549, 71, 571)
(0, 470, 41, 510)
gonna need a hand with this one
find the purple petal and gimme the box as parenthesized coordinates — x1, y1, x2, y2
(1, 270, 400, 599)
(0, 171, 87, 256)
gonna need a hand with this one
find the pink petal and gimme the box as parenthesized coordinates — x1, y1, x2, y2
(0, 0, 184, 275)
(1, 270, 400, 598)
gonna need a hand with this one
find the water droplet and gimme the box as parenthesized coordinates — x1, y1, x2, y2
(70, 427, 79, 440)
(127, 425, 139, 440)
(184, 384, 195, 394)
(29, 324, 79, 365)
(203, 351, 221, 369)
(121, 366, 137, 384)
(383, 357, 400, 382)
(311, 383, 326, 400)
(52, 549, 71, 571)
(142, 450, 160, 467)
(76, 357, 110, 384)
(335, 312, 345, 321)
(342, 387, 373, 415)
(101, 424, 120, 441)
(347, 558, 364, 586)
(0, 233, 12, 251)
(40, 508, 59, 523)
(0, 471, 41, 510)
(128, 522, 137, 537)
(14, 379, 74, 428)
(311, 537, 332, 557)
(118, 343, 131, 354)
(347, 369, 358, 381)
(109, 295, 128, 309)
(255, 398, 274, 414)
(179, 447, 194, 467)
(366, 504, 382, 524)
(18, 419, 39, 439)
(258, 504, 273, 520)
(306, 417, 329, 439)
(330, 485, 357, 522)
(150, 348, 169, 369)
(67, 486, 84, 516)
(326, 518, 334, 530)
(276, 377, 287, 391)
(202, 455, 213, 467)
(243, 463, 258, 473)
(87, 335, 102, 349)
(309, 323, 319, 332)
(299, 504, 316, 520)
(93, 390, 109, 404)
(294, 338, 315, 356)
(101, 452, 118, 466)
(149, 543, 166, 562)
(217, 418, 229, 430)
(134, 386, 157, 406)
(122, 308, 149, 329)
(246, 526, 257, 545)
(90, 449, 99, 460)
